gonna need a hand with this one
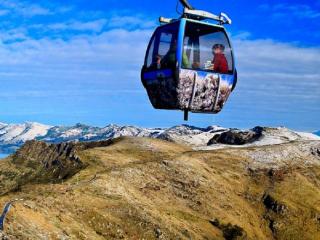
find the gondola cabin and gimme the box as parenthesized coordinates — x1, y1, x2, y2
(141, 12, 237, 120)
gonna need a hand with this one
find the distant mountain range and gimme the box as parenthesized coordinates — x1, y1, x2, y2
(0, 122, 319, 154)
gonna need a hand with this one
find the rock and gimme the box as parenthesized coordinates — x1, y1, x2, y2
(208, 128, 263, 145)
(0, 232, 9, 240)
(209, 218, 220, 227)
(154, 228, 162, 238)
(162, 160, 170, 166)
(311, 147, 320, 157)
(267, 168, 290, 182)
(263, 194, 287, 214)
(181, 229, 192, 239)
(209, 218, 245, 240)
(12, 140, 84, 181)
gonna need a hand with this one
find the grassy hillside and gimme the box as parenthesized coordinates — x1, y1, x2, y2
(0, 137, 320, 240)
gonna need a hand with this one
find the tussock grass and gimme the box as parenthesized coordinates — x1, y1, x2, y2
(0, 137, 319, 239)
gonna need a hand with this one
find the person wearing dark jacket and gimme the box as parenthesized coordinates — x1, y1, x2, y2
(212, 44, 229, 74)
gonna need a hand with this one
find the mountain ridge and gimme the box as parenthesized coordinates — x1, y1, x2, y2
(0, 136, 319, 239)
(0, 122, 319, 154)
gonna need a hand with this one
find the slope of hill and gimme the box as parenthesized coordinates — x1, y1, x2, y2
(0, 122, 319, 154)
(0, 137, 319, 239)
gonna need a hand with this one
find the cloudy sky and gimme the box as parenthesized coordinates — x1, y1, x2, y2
(0, 0, 319, 131)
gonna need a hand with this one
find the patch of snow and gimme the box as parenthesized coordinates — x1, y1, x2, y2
(295, 131, 320, 140)
(61, 128, 84, 138)
(0, 122, 8, 128)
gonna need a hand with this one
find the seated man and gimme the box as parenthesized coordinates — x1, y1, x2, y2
(212, 44, 229, 74)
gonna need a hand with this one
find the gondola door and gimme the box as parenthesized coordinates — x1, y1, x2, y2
(178, 20, 236, 113)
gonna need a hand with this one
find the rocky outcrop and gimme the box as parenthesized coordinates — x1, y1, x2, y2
(311, 146, 320, 157)
(4, 139, 117, 185)
(12, 140, 84, 181)
(263, 194, 287, 214)
(208, 127, 263, 145)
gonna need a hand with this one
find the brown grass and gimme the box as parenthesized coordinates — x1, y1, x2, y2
(0, 137, 319, 239)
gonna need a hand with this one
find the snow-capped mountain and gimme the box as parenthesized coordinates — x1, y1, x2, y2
(39, 123, 164, 143)
(0, 122, 52, 153)
(0, 122, 166, 154)
(0, 122, 319, 154)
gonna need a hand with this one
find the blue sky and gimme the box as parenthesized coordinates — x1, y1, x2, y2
(0, 0, 319, 131)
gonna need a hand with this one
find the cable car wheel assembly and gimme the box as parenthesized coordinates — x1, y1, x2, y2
(141, 0, 238, 121)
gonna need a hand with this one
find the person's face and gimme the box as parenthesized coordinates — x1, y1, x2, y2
(213, 48, 222, 54)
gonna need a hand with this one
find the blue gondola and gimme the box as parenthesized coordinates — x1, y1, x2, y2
(141, 0, 237, 120)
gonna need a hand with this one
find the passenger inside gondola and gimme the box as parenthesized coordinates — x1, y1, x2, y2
(161, 40, 189, 69)
(161, 41, 177, 68)
(212, 44, 228, 74)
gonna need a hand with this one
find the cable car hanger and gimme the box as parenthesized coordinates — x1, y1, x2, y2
(160, 0, 232, 26)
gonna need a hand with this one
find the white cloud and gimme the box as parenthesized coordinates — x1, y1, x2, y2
(231, 31, 251, 40)
(0, 28, 28, 42)
(47, 19, 107, 32)
(259, 3, 320, 19)
(234, 38, 320, 75)
(35, 14, 156, 32)
(0, 9, 10, 16)
(0, 0, 67, 17)
(107, 16, 156, 29)
(0, 26, 152, 84)
(0, 18, 319, 93)
(232, 37, 320, 115)
(21, 4, 52, 16)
